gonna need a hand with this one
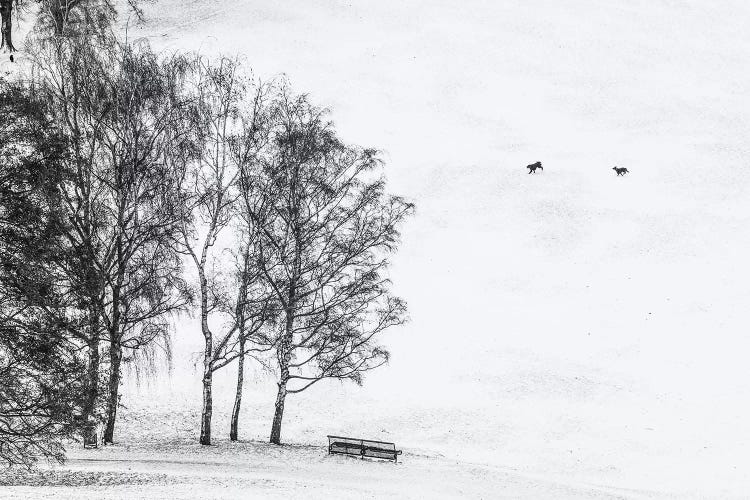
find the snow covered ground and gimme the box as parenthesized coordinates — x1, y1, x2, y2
(0, 425, 656, 499)
(4, 1, 750, 498)
(1, 393, 739, 499)
(1, 377, 745, 498)
(0, 443, 662, 499)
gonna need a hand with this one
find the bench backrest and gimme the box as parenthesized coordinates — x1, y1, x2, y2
(361, 439, 396, 459)
(329, 436, 366, 456)
(327, 435, 398, 459)
(328, 435, 396, 448)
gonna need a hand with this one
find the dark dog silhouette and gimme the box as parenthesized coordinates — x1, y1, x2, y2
(527, 161, 543, 174)
(612, 166, 629, 176)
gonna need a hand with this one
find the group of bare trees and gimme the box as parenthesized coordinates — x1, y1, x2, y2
(2, 32, 193, 466)
(170, 60, 413, 446)
(0, 11, 412, 468)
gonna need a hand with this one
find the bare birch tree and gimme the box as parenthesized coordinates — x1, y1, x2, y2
(95, 42, 193, 444)
(227, 106, 279, 441)
(239, 87, 414, 445)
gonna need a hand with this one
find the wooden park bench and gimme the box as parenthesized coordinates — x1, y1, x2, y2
(327, 435, 402, 463)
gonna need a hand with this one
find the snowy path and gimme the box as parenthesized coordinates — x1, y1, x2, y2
(0, 442, 661, 499)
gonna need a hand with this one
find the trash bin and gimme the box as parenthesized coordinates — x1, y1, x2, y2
(82, 422, 98, 449)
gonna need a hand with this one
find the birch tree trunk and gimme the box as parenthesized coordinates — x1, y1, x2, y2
(103, 185, 126, 444)
(229, 336, 245, 441)
(103, 252, 123, 444)
(269, 310, 293, 445)
(50, 3, 67, 34)
(103, 341, 121, 443)
(269, 375, 288, 445)
(200, 366, 213, 445)
(199, 270, 213, 445)
(83, 313, 100, 421)
(0, 0, 15, 53)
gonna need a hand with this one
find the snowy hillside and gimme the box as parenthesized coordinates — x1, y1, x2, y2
(5, 0, 749, 498)
(119, 0, 750, 497)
